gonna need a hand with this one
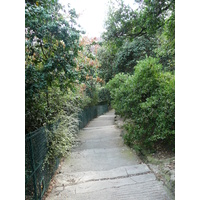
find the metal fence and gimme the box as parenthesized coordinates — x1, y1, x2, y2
(25, 104, 108, 200)
(25, 128, 60, 200)
(78, 104, 108, 129)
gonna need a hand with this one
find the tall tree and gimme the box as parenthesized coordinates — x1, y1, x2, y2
(25, 0, 82, 132)
(98, 0, 175, 79)
(103, 0, 174, 41)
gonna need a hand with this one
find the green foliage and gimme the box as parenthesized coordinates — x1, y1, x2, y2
(97, 87, 111, 104)
(44, 112, 79, 166)
(103, 1, 136, 44)
(85, 85, 98, 106)
(103, 0, 174, 41)
(25, 1, 103, 167)
(106, 73, 129, 99)
(25, 1, 82, 132)
(97, 46, 116, 82)
(75, 36, 106, 107)
(43, 90, 82, 166)
(114, 36, 157, 74)
(106, 57, 175, 149)
(98, 0, 175, 82)
(154, 11, 175, 71)
(106, 73, 131, 115)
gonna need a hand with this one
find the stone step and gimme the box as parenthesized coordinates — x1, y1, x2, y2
(54, 164, 151, 186)
(51, 175, 171, 200)
(46, 110, 173, 200)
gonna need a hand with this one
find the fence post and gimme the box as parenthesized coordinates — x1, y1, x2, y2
(29, 138, 38, 200)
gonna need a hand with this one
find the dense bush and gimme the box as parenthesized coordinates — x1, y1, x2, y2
(106, 73, 130, 115)
(106, 57, 175, 150)
(44, 108, 79, 166)
(97, 87, 111, 104)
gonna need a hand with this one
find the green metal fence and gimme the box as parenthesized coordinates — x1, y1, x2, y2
(25, 128, 60, 200)
(78, 104, 108, 129)
(25, 104, 108, 200)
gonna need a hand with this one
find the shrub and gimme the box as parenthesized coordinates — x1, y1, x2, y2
(106, 73, 131, 115)
(97, 87, 111, 104)
(44, 111, 77, 166)
(106, 57, 175, 150)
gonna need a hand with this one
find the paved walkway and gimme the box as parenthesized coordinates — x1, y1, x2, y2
(46, 110, 173, 200)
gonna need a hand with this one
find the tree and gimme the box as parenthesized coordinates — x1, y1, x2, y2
(114, 35, 157, 74)
(100, 0, 175, 150)
(76, 36, 105, 105)
(103, 0, 136, 45)
(25, 0, 82, 132)
(98, 0, 175, 79)
(97, 45, 116, 82)
(103, 0, 175, 41)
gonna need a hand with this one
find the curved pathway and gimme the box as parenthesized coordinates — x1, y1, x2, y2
(46, 110, 173, 200)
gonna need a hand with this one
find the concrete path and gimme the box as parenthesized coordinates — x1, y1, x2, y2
(46, 110, 173, 200)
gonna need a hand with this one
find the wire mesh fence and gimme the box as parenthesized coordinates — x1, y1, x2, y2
(78, 104, 108, 129)
(25, 104, 108, 200)
(25, 128, 60, 200)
